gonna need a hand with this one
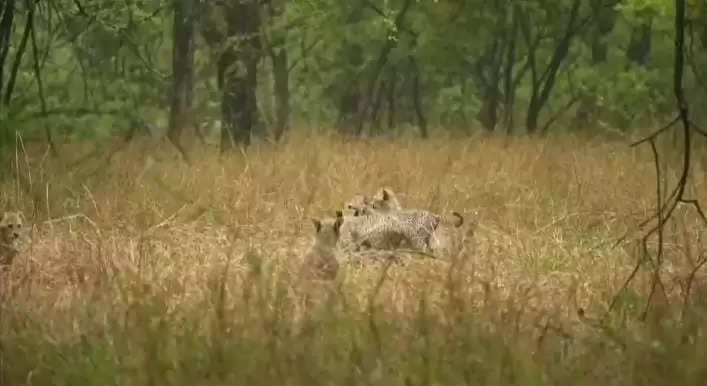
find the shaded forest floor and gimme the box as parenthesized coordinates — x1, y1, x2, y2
(0, 131, 706, 385)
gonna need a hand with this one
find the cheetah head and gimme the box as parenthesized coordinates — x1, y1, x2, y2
(369, 187, 402, 212)
(311, 211, 345, 247)
(0, 211, 24, 246)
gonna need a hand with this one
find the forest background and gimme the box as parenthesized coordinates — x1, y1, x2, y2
(0, 0, 706, 385)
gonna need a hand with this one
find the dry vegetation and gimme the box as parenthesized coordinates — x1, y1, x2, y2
(0, 130, 705, 385)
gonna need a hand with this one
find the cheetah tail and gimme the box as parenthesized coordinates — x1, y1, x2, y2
(451, 211, 464, 227)
(439, 212, 464, 228)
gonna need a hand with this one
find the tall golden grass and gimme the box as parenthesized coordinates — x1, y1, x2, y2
(0, 130, 705, 385)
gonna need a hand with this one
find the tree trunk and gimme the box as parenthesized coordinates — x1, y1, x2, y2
(478, 82, 501, 131)
(29, 6, 58, 157)
(525, 0, 582, 134)
(220, 57, 258, 150)
(1, 0, 32, 145)
(409, 56, 427, 138)
(369, 79, 386, 134)
(265, 0, 290, 142)
(627, 20, 652, 66)
(3, 0, 33, 107)
(272, 47, 290, 141)
(355, 0, 413, 135)
(590, 0, 616, 63)
(220, 0, 260, 152)
(0, 0, 17, 98)
(525, 90, 541, 134)
(502, 10, 518, 134)
(168, 0, 195, 161)
(474, 36, 505, 132)
(336, 87, 362, 133)
(387, 67, 397, 130)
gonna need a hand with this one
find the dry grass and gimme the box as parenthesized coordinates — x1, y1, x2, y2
(0, 130, 705, 385)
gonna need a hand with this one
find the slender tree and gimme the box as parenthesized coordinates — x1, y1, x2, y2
(168, 0, 196, 161)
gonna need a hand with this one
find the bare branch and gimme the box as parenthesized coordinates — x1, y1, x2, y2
(29, 0, 59, 157)
(629, 115, 680, 147)
(287, 36, 322, 73)
(610, 0, 705, 321)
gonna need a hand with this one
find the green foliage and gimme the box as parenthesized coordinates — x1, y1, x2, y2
(0, 0, 702, 142)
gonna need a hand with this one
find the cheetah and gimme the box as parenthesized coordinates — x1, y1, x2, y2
(339, 188, 406, 251)
(344, 248, 439, 266)
(0, 211, 24, 267)
(428, 212, 476, 257)
(343, 194, 369, 217)
(353, 188, 465, 253)
(365, 187, 403, 212)
(344, 187, 403, 216)
(299, 212, 344, 280)
(337, 208, 421, 254)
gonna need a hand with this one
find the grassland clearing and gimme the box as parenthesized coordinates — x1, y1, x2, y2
(0, 131, 705, 385)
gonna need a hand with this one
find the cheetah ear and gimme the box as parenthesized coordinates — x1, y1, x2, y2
(334, 214, 344, 235)
(311, 219, 322, 233)
(381, 189, 391, 201)
(452, 211, 464, 227)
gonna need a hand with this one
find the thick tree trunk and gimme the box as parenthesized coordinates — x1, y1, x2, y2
(264, 0, 290, 142)
(168, 0, 195, 160)
(0, 0, 16, 98)
(220, 57, 258, 149)
(627, 20, 652, 66)
(220, 0, 260, 152)
(590, 0, 616, 63)
(474, 37, 504, 132)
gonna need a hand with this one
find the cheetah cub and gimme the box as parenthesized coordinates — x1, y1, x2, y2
(300, 212, 344, 280)
(355, 188, 464, 253)
(337, 200, 422, 254)
(338, 188, 411, 252)
(0, 211, 25, 267)
(364, 187, 403, 212)
(343, 194, 369, 217)
(344, 187, 403, 216)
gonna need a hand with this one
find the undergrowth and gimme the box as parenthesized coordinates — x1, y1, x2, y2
(0, 130, 705, 385)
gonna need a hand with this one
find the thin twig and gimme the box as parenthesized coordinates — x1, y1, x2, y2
(629, 115, 680, 147)
(689, 120, 707, 137)
(29, 2, 59, 157)
(681, 257, 707, 321)
(677, 199, 707, 226)
(610, 0, 704, 320)
(639, 139, 666, 321)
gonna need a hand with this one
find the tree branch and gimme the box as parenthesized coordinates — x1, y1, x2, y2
(3, 0, 35, 106)
(30, 8, 59, 157)
(610, 0, 706, 321)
